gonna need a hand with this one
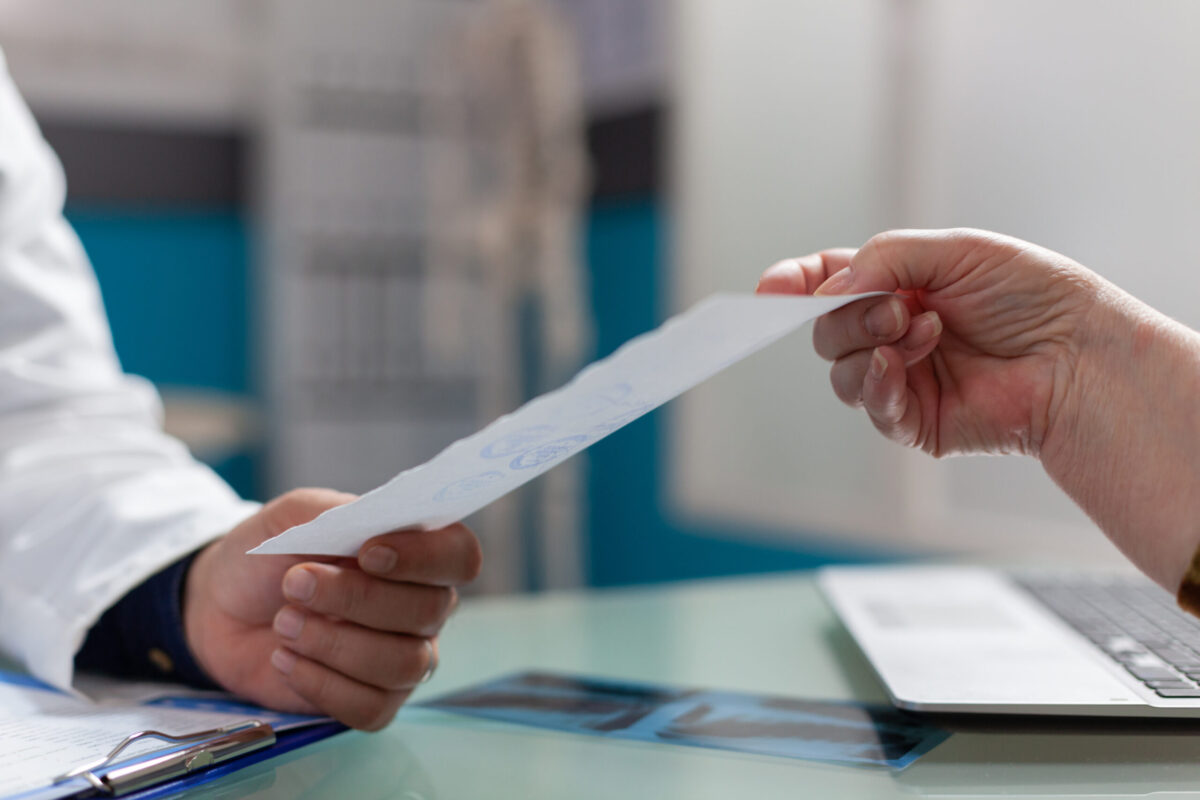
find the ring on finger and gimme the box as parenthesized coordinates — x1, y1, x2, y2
(420, 639, 438, 683)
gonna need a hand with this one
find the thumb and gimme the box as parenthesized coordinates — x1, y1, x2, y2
(814, 228, 995, 296)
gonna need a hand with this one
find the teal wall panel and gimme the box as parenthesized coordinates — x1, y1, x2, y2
(66, 208, 251, 395)
(67, 207, 259, 499)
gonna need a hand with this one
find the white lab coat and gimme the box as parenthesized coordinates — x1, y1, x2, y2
(0, 50, 258, 691)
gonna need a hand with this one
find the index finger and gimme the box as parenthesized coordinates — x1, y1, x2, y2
(814, 228, 1009, 295)
(756, 249, 857, 295)
(357, 523, 483, 586)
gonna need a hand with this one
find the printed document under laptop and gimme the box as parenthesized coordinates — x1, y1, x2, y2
(820, 565, 1200, 717)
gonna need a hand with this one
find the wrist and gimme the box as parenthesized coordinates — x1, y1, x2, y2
(182, 539, 223, 684)
(1040, 279, 1200, 589)
(76, 547, 220, 688)
(1038, 275, 1128, 472)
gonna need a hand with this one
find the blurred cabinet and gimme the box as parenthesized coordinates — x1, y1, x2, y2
(260, 0, 480, 498)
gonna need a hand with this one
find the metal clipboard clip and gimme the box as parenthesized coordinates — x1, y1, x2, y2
(53, 719, 276, 797)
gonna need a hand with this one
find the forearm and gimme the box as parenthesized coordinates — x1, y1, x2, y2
(1041, 283, 1200, 590)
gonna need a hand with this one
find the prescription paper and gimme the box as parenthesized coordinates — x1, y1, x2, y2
(252, 292, 884, 557)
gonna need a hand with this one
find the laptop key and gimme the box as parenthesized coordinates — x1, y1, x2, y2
(1152, 647, 1200, 665)
(1017, 574, 1200, 700)
(1102, 636, 1143, 655)
(1127, 666, 1179, 681)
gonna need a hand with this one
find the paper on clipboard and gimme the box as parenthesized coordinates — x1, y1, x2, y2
(0, 670, 331, 799)
(251, 292, 885, 557)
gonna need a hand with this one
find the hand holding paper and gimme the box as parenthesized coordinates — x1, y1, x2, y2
(188, 490, 478, 730)
(763, 231, 1200, 596)
(252, 291, 885, 557)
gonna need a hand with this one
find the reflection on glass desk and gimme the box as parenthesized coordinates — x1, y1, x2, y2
(177, 574, 1200, 799)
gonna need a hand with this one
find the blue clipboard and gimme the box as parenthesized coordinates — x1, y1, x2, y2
(4, 701, 346, 800)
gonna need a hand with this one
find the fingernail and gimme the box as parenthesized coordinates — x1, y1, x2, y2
(869, 349, 888, 380)
(815, 267, 855, 295)
(361, 545, 398, 575)
(283, 568, 317, 604)
(904, 311, 943, 346)
(864, 298, 904, 338)
(274, 607, 306, 640)
(271, 647, 297, 675)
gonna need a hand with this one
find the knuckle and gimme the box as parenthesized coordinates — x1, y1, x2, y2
(343, 573, 374, 617)
(267, 488, 307, 513)
(266, 488, 354, 534)
(360, 695, 403, 731)
(311, 568, 368, 618)
(393, 641, 429, 688)
(358, 713, 389, 732)
(435, 586, 455, 618)
(461, 536, 484, 582)
(811, 319, 833, 360)
(263, 489, 315, 533)
(297, 660, 337, 708)
(341, 686, 399, 731)
(863, 230, 897, 255)
(418, 588, 454, 634)
(377, 642, 417, 690)
(346, 705, 381, 732)
(300, 566, 330, 609)
(829, 362, 864, 407)
(868, 401, 910, 442)
(280, 487, 317, 505)
(832, 381, 859, 407)
(871, 398, 906, 426)
(949, 226, 987, 243)
(411, 589, 440, 634)
(307, 618, 345, 660)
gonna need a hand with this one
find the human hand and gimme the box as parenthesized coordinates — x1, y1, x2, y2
(757, 228, 1200, 591)
(756, 228, 1101, 458)
(182, 489, 482, 730)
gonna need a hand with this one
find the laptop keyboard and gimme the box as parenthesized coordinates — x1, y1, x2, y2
(1016, 574, 1200, 698)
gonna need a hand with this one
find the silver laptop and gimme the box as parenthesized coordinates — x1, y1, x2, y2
(820, 565, 1200, 717)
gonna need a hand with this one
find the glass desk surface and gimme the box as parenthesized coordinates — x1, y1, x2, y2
(179, 573, 1200, 800)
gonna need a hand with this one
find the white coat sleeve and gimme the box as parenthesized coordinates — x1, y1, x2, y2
(0, 51, 260, 691)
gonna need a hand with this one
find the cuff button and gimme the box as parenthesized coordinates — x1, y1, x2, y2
(148, 647, 175, 674)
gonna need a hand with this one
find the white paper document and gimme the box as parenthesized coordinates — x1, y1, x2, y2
(252, 292, 884, 557)
(0, 671, 320, 797)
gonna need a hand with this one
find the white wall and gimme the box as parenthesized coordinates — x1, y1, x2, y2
(671, 0, 1200, 564)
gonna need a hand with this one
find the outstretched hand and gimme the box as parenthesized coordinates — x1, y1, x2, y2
(182, 489, 482, 730)
(756, 229, 1099, 458)
(757, 227, 1200, 591)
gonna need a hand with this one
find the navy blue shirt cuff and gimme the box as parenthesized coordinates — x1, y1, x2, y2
(75, 548, 220, 690)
